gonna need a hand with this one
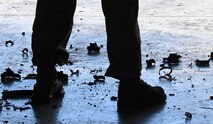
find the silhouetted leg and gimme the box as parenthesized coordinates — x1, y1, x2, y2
(31, 0, 76, 104)
(102, 0, 142, 79)
(102, 0, 167, 110)
(32, 0, 76, 66)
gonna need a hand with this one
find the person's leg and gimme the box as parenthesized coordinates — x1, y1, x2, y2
(102, 0, 166, 110)
(102, 0, 141, 79)
(31, 0, 77, 104)
(32, 0, 76, 66)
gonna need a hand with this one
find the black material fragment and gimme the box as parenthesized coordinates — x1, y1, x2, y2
(87, 42, 100, 53)
(195, 59, 210, 66)
(163, 53, 182, 65)
(5, 40, 14, 47)
(146, 59, 156, 67)
(2, 90, 33, 100)
(1, 68, 21, 82)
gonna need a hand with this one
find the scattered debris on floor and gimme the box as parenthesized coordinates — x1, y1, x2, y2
(90, 69, 102, 74)
(70, 69, 79, 76)
(87, 82, 96, 86)
(169, 93, 175, 96)
(188, 62, 193, 68)
(163, 53, 182, 65)
(210, 96, 213, 100)
(2, 90, 33, 100)
(3, 121, 8, 124)
(195, 59, 210, 66)
(146, 59, 156, 67)
(158, 66, 175, 81)
(185, 112, 192, 119)
(21, 32, 25, 36)
(0, 99, 31, 113)
(13, 106, 31, 111)
(191, 84, 195, 88)
(93, 75, 105, 82)
(110, 96, 118, 101)
(85, 75, 106, 86)
(24, 74, 37, 79)
(199, 106, 213, 110)
(22, 48, 29, 54)
(5, 40, 14, 47)
(21, 48, 29, 59)
(1, 68, 21, 82)
(87, 42, 100, 54)
(1, 1, 213, 123)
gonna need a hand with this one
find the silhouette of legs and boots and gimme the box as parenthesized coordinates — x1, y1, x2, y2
(102, 0, 166, 111)
(31, 0, 77, 104)
(32, 0, 167, 107)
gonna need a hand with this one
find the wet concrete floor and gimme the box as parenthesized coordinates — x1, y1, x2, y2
(0, 0, 213, 123)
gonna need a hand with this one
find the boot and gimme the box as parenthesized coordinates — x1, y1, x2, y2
(31, 63, 64, 104)
(117, 79, 166, 111)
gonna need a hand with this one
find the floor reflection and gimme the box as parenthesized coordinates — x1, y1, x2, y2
(118, 103, 166, 124)
(32, 97, 64, 124)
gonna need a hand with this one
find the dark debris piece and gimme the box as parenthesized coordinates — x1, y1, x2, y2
(1, 68, 21, 82)
(2, 90, 33, 100)
(22, 48, 29, 54)
(69, 44, 73, 49)
(88, 82, 96, 86)
(5, 40, 14, 47)
(24, 74, 37, 79)
(163, 53, 182, 65)
(87, 42, 100, 53)
(188, 63, 193, 68)
(93, 75, 105, 82)
(22, 48, 29, 59)
(18, 69, 22, 74)
(146, 59, 156, 67)
(159, 74, 175, 81)
(13, 106, 31, 111)
(25, 101, 31, 105)
(185, 112, 192, 119)
(57, 71, 68, 82)
(3, 121, 8, 124)
(169, 94, 175, 96)
(111, 96, 118, 101)
(90, 69, 102, 74)
(159, 66, 175, 81)
(70, 70, 79, 76)
(210, 96, 213, 100)
(22, 32, 25, 36)
(195, 59, 210, 66)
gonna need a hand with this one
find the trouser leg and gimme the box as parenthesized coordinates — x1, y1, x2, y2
(102, 0, 142, 79)
(32, 0, 77, 66)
